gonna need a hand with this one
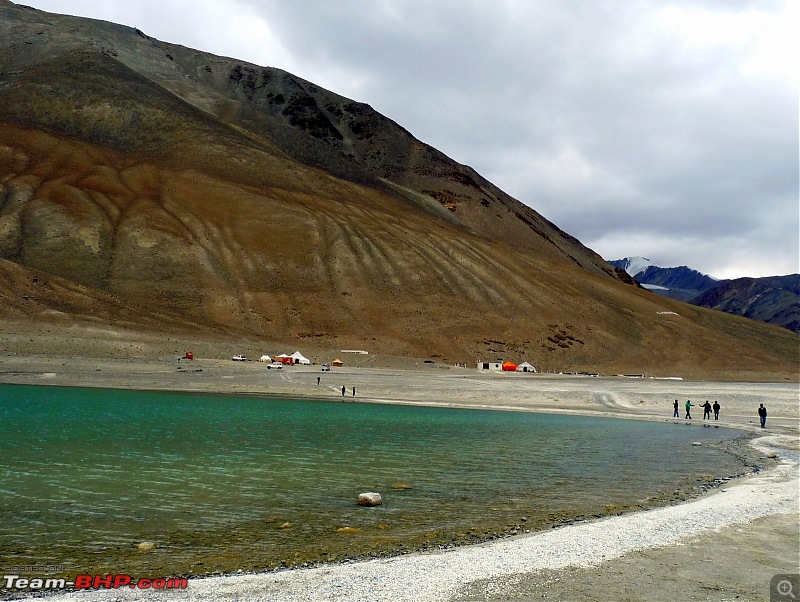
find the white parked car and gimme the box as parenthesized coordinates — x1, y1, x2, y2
(321, 363, 331, 371)
(267, 362, 283, 369)
(232, 355, 248, 361)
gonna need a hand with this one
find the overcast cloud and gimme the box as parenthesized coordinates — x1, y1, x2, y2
(19, 0, 799, 278)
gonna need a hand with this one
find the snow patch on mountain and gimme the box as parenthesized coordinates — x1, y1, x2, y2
(609, 257, 653, 278)
(641, 283, 670, 291)
(610, 257, 652, 277)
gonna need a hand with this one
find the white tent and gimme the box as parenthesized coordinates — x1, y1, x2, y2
(290, 351, 311, 365)
(259, 355, 272, 363)
(516, 362, 536, 373)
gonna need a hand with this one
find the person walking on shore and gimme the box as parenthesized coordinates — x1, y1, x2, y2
(701, 401, 712, 421)
(673, 399, 679, 418)
(713, 401, 720, 420)
(352, 386, 356, 397)
(341, 385, 346, 397)
(685, 400, 694, 419)
(758, 403, 767, 428)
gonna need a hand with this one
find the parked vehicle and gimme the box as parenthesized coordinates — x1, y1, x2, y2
(321, 363, 331, 371)
(232, 355, 248, 361)
(267, 362, 283, 369)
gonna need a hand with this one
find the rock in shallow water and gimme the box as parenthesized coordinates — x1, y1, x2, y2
(358, 492, 383, 506)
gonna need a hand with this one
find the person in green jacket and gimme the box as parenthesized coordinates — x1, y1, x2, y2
(685, 400, 694, 419)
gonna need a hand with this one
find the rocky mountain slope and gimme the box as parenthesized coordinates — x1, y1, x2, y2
(611, 257, 799, 333)
(609, 258, 718, 301)
(0, 1, 796, 378)
(635, 266, 718, 302)
(692, 275, 800, 333)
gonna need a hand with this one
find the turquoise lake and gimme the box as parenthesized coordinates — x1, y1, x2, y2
(0, 384, 753, 577)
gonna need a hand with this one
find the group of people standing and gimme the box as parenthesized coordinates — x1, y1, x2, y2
(674, 399, 720, 421)
(672, 399, 769, 427)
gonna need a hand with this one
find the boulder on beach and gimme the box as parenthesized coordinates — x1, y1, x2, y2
(358, 492, 383, 506)
(137, 541, 156, 552)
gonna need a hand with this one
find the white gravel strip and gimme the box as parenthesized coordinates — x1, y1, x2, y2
(15, 438, 799, 602)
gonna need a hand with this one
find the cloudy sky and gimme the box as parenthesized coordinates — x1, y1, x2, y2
(21, 0, 799, 278)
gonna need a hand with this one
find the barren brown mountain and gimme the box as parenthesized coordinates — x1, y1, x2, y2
(0, 1, 796, 378)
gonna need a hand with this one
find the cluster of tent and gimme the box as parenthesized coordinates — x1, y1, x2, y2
(477, 360, 536, 372)
(502, 361, 536, 372)
(259, 351, 311, 365)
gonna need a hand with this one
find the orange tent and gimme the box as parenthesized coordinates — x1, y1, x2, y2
(502, 361, 518, 371)
(331, 359, 344, 367)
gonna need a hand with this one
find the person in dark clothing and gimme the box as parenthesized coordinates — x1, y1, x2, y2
(673, 399, 679, 418)
(685, 400, 694, 419)
(701, 401, 712, 420)
(341, 385, 346, 397)
(712, 400, 720, 420)
(758, 403, 767, 428)
(317, 376, 321, 385)
(352, 386, 356, 397)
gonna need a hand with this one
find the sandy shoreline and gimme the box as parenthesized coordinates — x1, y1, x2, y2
(1, 355, 798, 424)
(1, 356, 798, 601)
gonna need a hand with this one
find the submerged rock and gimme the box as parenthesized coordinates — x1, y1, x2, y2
(358, 492, 383, 506)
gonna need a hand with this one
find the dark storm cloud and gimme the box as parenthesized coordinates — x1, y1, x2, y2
(20, 0, 800, 277)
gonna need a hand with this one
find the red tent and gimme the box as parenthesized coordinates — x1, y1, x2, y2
(502, 361, 518, 371)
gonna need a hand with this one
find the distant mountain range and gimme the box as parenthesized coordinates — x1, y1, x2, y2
(610, 258, 800, 333)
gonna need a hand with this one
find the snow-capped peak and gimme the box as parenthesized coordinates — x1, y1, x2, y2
(616, 257, 652, 277)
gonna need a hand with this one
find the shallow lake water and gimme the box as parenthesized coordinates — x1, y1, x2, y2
(0, 384, 754, 578)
